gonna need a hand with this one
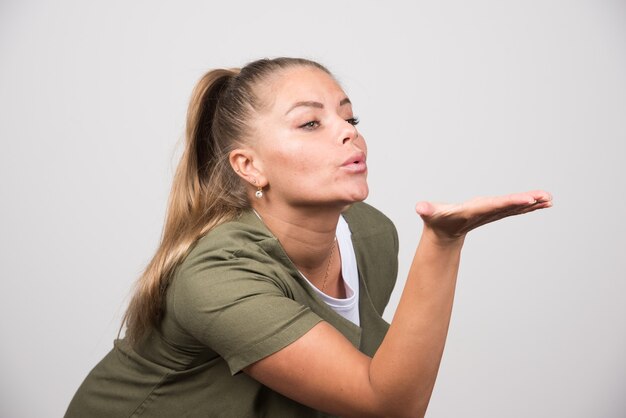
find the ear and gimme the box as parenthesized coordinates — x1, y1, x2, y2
(229, 148, 268, 187)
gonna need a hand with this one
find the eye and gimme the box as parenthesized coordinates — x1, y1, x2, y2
(300, 120, 320, 130)
(346, 117, 360, 126)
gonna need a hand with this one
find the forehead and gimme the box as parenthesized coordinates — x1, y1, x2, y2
(257, 66, 347, 113)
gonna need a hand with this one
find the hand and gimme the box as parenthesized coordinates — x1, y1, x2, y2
(415, 190, 553, 241)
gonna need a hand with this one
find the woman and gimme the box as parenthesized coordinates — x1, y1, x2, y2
(66, 57, 552, 417)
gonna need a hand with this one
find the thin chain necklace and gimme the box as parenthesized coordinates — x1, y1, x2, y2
(321, 237, 338, 292)
(252, 208, 337, 293)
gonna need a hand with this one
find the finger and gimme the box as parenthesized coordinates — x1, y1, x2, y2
(415, 201, 436, 217)
(507, 190, 553, 205)
(415, 192, 553, 230)
(526, 189, 553, 203)
(414, 202, 429, 215)
(464, 191, 552, 218)
(460, 196, 525, 221)
(470, 199, 553, 230)
(416, 202, 462, 220)
(515, 200, 553, 214)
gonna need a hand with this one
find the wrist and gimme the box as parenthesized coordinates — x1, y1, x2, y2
(420, 226, 466, 249)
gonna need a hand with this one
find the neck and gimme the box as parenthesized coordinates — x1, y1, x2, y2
(253, 203, 341, 271)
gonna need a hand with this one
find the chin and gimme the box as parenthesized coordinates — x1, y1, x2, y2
(345, 184, 369, 203)
(339, 190, 368, 213)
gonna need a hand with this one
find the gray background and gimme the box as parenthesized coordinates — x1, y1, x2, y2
(1, 1, 624, 417)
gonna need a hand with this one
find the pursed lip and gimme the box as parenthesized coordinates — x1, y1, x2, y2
(341, 151, 367, 167)
(340, 151, 367, 173)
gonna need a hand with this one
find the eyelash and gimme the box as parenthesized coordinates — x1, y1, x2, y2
(347, 117, 360, 126)
(300, 120, 320, 130)
(299, 117, 360, 130)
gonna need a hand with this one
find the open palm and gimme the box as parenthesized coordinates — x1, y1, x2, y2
(415, 190, 553, 239)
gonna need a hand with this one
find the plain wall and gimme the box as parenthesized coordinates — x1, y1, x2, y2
(1, 1, 625, 417)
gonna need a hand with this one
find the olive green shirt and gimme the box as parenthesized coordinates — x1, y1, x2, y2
(66, 202, 398, 417)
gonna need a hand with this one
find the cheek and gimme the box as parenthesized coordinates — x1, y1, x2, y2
(269, 152, 339, 204)
(265, 145, 325, 186)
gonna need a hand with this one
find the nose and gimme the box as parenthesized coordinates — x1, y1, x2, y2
(341, 123, 359, 145)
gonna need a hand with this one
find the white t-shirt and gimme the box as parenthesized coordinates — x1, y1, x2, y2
(299, 216, 360, 326)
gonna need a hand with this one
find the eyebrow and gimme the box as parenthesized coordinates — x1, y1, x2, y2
(285, 97, 352, 115)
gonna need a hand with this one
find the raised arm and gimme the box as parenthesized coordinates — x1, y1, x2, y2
(245, 190, 552, 418)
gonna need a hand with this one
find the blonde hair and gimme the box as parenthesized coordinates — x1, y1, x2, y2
(122, 57, 330, 344)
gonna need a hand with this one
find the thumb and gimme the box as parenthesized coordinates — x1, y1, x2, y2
(415, 201, 436, 217)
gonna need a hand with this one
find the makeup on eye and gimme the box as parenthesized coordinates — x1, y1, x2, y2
(347, 117, 360, 126)
(299, 120, 320, 130)
(297, 116, 360, 131)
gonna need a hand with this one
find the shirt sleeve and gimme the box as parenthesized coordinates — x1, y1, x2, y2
(170, 240, 323, 375)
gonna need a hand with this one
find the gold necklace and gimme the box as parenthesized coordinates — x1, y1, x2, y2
(321, 238, 337, 292)
(252, 209, 339, 292)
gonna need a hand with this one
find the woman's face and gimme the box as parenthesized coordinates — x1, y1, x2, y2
(250, 66, 368, 209)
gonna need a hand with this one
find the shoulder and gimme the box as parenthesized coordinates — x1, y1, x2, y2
(180, 212, 277, 274)
(343, 202, 395, 231)
(196, 211, 274, 252)
(343, 203, 399, 313)
(164, 213, 322, 374)
(343, 202, 398, 248)
(169, 212, 291, 318)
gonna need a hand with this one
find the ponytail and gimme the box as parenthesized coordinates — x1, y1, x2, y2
(122, 68, 247, 344)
